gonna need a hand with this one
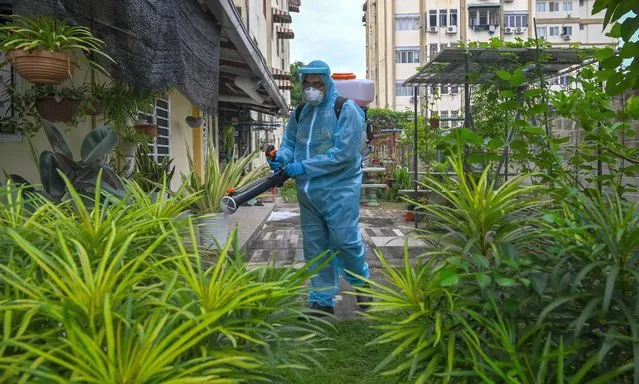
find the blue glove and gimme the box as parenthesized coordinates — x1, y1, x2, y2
(267, 153, 284, 170)
(285, 162, 305, 177)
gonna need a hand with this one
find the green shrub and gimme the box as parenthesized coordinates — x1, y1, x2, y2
(0, 179, 328, 383)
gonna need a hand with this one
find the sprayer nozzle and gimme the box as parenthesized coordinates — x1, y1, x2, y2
(220, 196, 238, 214)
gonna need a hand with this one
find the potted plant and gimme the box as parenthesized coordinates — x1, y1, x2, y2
(181, 137, 267, 249)
(428, 112, 440, 129)
(0, 15, 115, 85)
(83, 82, 112, 116)
(31, 84, 87, 123)
(185, 115, 203, 128)
(134, 115, 158, 137)
(104, 81, 160, 137)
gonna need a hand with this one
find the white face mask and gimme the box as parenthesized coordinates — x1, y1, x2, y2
(302, 87, 324, 105)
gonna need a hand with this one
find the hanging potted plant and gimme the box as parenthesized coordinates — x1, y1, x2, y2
(181, 137, 267, 250)
(134, 116, 158, 137)
(0, 15, 115, 85)
(116, 126, 149, 157)
(428, 112, 440, 129)
(83, 82, 112, 116)
(31, 84, 87, 123)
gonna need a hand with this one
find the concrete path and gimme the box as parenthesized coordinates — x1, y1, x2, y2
(244, 199, 429, 319)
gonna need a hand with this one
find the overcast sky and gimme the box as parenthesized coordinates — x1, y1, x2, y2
(290, 1, 366, 79)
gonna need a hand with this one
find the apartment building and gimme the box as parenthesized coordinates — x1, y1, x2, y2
(232, 0, 299, 166)
(363, 0, 616, 123)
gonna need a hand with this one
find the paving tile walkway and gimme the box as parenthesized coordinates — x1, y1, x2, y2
(244, 199, 430, 319)
(246, 200, 428, 269)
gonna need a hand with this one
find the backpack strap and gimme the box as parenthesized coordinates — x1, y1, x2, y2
(334, 96, 347, 120)
(294, 102, 306, 122)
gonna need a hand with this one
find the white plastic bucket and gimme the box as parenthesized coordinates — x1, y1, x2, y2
(197, 213, 228, 250)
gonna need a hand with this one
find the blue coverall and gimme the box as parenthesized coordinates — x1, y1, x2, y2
(278, 60, 370, 307)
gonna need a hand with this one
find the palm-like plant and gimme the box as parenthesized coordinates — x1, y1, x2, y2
(0, 15, 115, 74)
(0, 178, 328, 383)
(416, 153, 546, 258)
(182, 138, 267, 214)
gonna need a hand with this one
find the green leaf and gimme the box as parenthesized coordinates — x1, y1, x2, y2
(43, 120, 73, 159)
(495, 276, 516, 287)
(602, 265, 619, 312)
(81, 125, 119, 163)
(531, 272, 548, 295)
(439, 268, 459, 287)
(458, 128, 483, 146)
(524, 88, 544, 99)
(524, 126, 545, 135)
(471, 254, 490, 269)
(496, 70, 512, 81)
(476, 273, 491, 288)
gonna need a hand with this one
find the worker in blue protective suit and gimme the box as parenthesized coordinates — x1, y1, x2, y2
(267, 60, 372, 316)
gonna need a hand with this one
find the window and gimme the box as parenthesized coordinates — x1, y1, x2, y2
(549, 2, 560, 11)
(579, 23, 585, 30)
(439, 10, 448, 27)
(536, 1, 546, 11)
(429, 43, 439, 59)
(450, 10, 458, 26)
(579, 0, 584, 5)
(450, 85, 459, 94)
(395, 81, 415, 97)
(563, 1, 573, 11)
(450, 110, 459, 127)
(395, 16, 419, 31)
(549, 26, 560, 35)
(141, 97, 171, 164)
(562, 25, 573, 35)
(429, 10, 437, 27)
(395, 48, 420, 63)
(504, 13, 529, 28)
(441, 85, 449, 94)
(552, 75, 569, 86)
(441, 111, 449, 128)
(536, 26, 547, 39)
(469, 8, 500, 29)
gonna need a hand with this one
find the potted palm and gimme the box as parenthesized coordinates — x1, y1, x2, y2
(83, 82, 112, 116)
(0, 15, 115, 85)
(182, 138, 267, 249)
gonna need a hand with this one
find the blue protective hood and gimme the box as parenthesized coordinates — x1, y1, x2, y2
(299, 60, 337, 107)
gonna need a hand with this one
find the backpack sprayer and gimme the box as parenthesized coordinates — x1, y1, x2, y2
(220, 145, 289, 215)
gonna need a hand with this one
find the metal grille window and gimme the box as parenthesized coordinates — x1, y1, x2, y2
(450, 110, 459, 127)
(450, 9, 458, 26)
(429, 43, 439, 59)
(504, 13, 529, 28)
(536, 1, 546, 11)
(395, 16, 419, 31)
(440, 85, 449, 94)
(140, 97, 171, 163)
(563, 1, 573, 11)
(395, 48, 420, 63)
(439, 10, 448, 27)
(536, 26, 547, 39)
(441, 111, 449, 128)
(450, 85, 459, 94)
(549, 26, 560, 35)
(395, 81, 415, 97)
(549, 2, 560, 11)
(469, 9, 500, 27)
(562, 26, 573, 35)
(429, 10, 437, 27)
(0, 5, 18, 142)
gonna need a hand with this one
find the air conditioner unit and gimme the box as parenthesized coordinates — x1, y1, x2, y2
(515, 27, 526, 34)
(446, 25, 457, 34)
(561, 34, 571, 40)
(428, 26, 438, 33)
(504, 27, 513, 34)
(504, 0, 514, 2)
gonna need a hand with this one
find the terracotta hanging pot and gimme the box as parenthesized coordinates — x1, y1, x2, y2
(35, 97, 81, 123)
(134, 124, 158, 137)
(6, 49, 75, 85)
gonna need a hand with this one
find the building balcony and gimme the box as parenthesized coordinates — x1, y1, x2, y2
(272, 67, 292, 80)
(276, 25, 295, 39)
(289, 0, 300, 13)
(277, 80, 294, 90)
(272, 7, 292, 23)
